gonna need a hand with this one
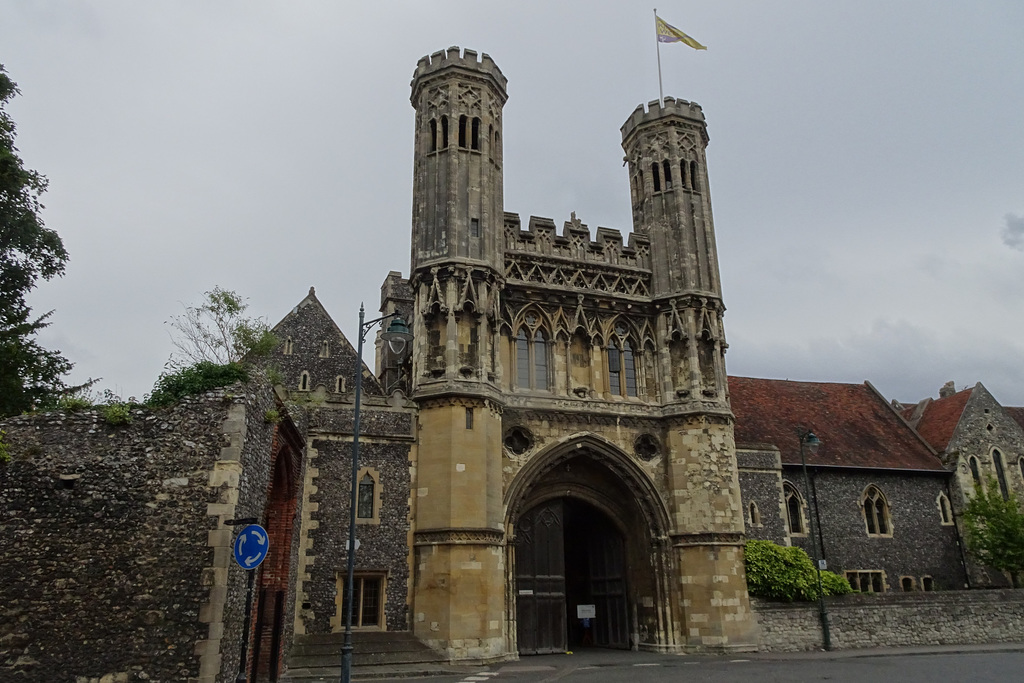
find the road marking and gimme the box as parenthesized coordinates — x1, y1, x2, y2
(730, 659, 751, 663)
(633, 663, 661, 666)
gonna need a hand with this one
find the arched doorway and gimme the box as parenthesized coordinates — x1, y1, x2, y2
(506, 437, 672, 656)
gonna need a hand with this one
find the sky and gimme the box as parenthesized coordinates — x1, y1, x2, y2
(3, 1, 1023, 406)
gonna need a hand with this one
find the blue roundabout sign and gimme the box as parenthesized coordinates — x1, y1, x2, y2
(233, 524, 270, 570)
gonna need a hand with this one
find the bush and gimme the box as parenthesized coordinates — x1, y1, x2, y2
(147, 361, 249, 408)
(100, 402, 133, 425)
(745, 539, 851, 601)
(57, 393, 93, 411)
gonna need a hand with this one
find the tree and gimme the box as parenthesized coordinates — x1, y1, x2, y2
(744, 539, 852, 601)
(166, 286, 277, 367)
(0, 64, 76, 416)
(962, 477, 1024, 588)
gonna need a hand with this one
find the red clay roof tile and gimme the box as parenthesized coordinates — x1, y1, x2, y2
(729, 376, 943, 471)
(912, 388, 973, 452)
(1005, 406, 1024, 433)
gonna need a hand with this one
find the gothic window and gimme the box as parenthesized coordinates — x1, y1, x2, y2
(1019, 456, 1024, 483)
(651, 162, 661, 192)
(862, 486, 891, 536)
(748, 501, 761, 527)
(299, 371, 310, 391)
(441, 116, 449, 148)
(607, 323, 637, 398)
(513, 314, 550, 391)
(488, 124, 493, 160)
(429, 118, 437, 152)
(784, 482, 805, 535)
(458, 115, 467, 148)
(471, 117, 480, 150)
(969, 456, 981, 486)
(662, 160, 673, 188)
(937, 492, 953, 525)
(465, 407, 474, 429)
(320, 341, 330, 358)
(355, 467, 380, 524)
(993, 449, 1009, 499)
(283, 337, 294, 355)
(679, 159, 688, 189)
(689, 160, 699, 191)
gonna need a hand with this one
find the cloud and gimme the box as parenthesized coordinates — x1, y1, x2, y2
(1003, 213, 1024, 250)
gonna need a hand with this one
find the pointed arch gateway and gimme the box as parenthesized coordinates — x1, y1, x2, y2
(505, 434, 674, 655)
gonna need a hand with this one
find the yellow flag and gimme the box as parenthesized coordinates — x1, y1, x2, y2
(656, 16, 707, 50)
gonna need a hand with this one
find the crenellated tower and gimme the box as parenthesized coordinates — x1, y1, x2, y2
(621, 98, 728, 407)
(621, 99, 754, 650)
(407, 47, 510, 661)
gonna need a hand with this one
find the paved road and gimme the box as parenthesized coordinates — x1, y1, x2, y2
(362, 646, 1024, 683)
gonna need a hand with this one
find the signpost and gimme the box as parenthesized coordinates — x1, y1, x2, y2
(227, 518, 269, 683)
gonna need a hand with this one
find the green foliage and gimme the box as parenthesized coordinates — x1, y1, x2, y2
(0, 429, 9, 464)
(744, 539, 851, 601)
(0, 65, 78, 416)
(146, 361, 249, 408)
(264, 409, 281, 424)
(57, 392, 93, 411)
(100, 401, 133, 425)
(265, 365, 284, 386)
(166, 286, 277, 367)
(962, 476, 1024, 588)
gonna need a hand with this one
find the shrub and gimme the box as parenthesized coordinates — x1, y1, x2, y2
(100, 402, 133, 425)
(264, 409, 281, 424)
(57, 393, 93, 411)
(147, 361, 249, 408)
(0, 429, 9, 464)
(745, 539, 851, 601)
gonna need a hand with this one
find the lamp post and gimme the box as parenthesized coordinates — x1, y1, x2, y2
(797, 428, 831, 651)
(341, 305, 412, 683)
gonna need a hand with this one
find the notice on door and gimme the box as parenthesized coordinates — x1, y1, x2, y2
(576, 604, 596, 619)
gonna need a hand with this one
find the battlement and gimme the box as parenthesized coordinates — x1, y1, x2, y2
(620, 96, 706, 142)
(503, 212, 650, 270)
(411, 46, 508, 98)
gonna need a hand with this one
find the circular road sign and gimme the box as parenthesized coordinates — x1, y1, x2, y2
(233, 524, 270, 570)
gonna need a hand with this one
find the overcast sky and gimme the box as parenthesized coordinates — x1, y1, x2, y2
(3, 1, 1022, 406)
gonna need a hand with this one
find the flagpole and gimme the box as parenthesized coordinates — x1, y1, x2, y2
(654, 8, 664, 107)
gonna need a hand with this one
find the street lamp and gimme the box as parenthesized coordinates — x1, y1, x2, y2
(797, 428, 832, 651)
(341, 305, 412, 683)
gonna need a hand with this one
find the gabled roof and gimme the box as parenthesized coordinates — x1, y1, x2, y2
(729, 376, 943, 471)
(1005, 406, 1024, 433)
(907, 388, 973, 453)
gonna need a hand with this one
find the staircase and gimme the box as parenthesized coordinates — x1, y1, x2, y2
(283, 631, 450, 681)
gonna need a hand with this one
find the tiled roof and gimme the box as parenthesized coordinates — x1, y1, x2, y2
(729, 376, 943, 471)
(1005, 407, 1024, 433)
(912, 388, 973, 452)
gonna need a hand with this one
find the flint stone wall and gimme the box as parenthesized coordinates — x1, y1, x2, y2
(753, 590, 1024, 652)
(0, 383, 294, 683)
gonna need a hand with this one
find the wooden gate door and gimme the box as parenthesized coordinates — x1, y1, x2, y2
(588, 529, 627, 648)
(515, 500, 567, 654)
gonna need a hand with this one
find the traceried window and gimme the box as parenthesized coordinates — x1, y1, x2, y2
(607, 323, 637, 398)
(862, 486, 891, 536)
(783, 483, 805, 535)
(993, 449, 1009, 500)
(513, 313, 550, 391)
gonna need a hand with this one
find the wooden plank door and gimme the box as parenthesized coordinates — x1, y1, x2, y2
(515, 500, 567, 654)
(588, 530, 627, 648)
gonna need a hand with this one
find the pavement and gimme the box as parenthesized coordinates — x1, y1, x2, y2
(342, 642, 1024, 681)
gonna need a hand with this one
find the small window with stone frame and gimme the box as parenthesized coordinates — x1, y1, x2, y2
(783, 482, 806, 536)
(845, 570, 885, 593)
(748, 501, 761, 528)
(355, 467, 381, 525)
(299, 371, 310, 391)
(937, 492, 954, 525)
(900, 576, 916, 592)
(921, 576, 934, 591)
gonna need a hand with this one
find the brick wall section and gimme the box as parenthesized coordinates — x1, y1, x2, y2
(753, 590, 1024, 651)
(0, 383, 303, 683)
